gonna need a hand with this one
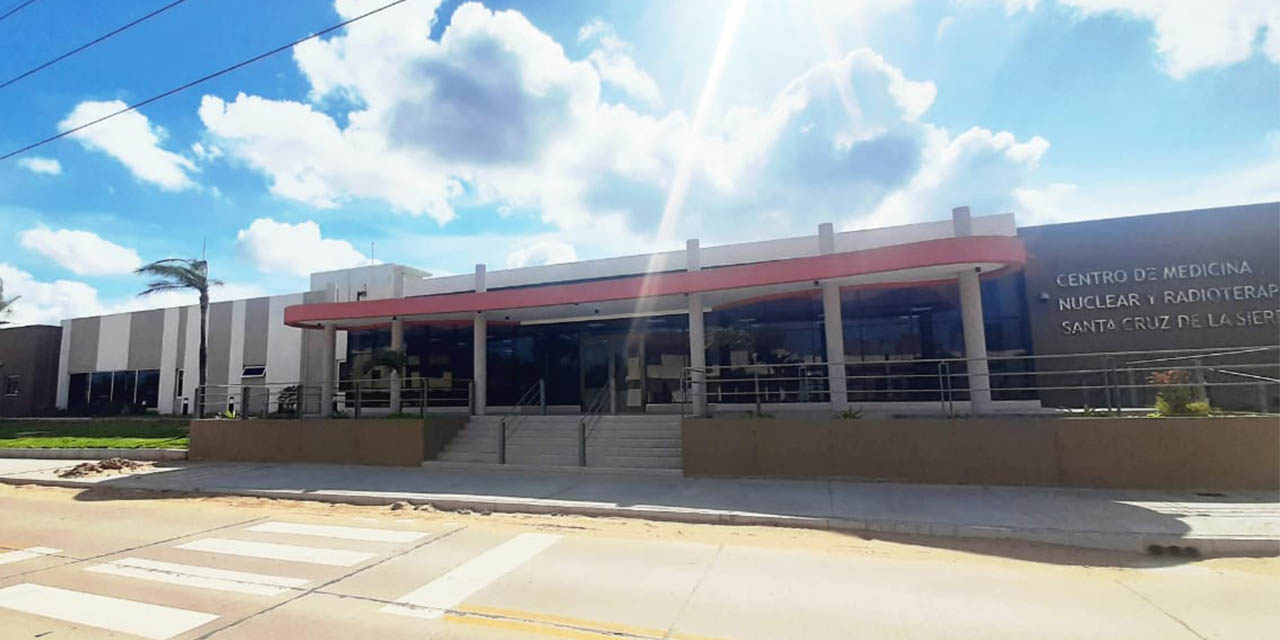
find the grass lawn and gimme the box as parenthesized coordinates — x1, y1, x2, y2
(0, 419, 190, 449)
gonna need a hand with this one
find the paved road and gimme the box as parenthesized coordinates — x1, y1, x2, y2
(0, 484, 1275, 639)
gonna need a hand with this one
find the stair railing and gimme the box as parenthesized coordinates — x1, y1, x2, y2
(498, 379, 545, 464)
(578, 378, 614, 467)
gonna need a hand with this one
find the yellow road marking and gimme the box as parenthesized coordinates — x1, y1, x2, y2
(449, 604, 724, 640)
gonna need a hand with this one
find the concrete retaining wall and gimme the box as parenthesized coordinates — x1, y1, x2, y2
(190, 418, 464, 467)
(682, 416, 1279, 489)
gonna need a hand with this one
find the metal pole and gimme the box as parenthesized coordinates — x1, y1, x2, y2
(754, 372, 761, 416)
(609, 376, 617, 415)
(539, 378, 547, 415)
(420, 381, 427, 418)
(1191, 358, 1207, 401)
(1127, 368, 1137, 408)
(499, 418, 507, 464)
(1259, 383, 1269, 413)
(578, 417, 586, 467)
(354, 382, 361, 419)
(1103, 368, 1113, 415)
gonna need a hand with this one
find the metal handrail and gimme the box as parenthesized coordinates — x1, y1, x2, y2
(194, 376, 474, 419)
(1124, 346, 1276, 366)
(679, 345, 1278, 413)
(577, 379, 614, 466)
(498, 379, 545, 464)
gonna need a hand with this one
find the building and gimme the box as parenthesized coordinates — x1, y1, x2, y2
(49, 202, 1280, 418)
(0, 324, 62, 417)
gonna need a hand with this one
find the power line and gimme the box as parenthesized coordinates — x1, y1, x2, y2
(0, 0, 38, 24)
(2, 0, 192, 90)
(0, 0, 413, 162)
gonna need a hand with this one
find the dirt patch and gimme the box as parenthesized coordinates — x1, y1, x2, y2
(58, 458, 149, 478)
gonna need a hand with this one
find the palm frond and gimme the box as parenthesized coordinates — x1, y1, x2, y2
(359, 348, 409, 376)
(135, 257, 215, 297)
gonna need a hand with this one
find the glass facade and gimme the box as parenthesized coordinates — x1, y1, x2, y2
(66, 369, 162, 415)
(344, 272, 1033, 409)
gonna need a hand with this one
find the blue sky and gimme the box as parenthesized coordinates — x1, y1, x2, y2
(1, 0, 1277, 325)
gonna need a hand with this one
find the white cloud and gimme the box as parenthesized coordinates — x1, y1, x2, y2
(858, 127, 1050, 229)
(199, 1, 1048, 245)
(18, 226, 143, 275)
(1015, 157, 1280, 226)
(1023, 0, 1280, 78)
(0, 263, 103, 325)
(17, 156, 62, 175)
(190, 141, 223, 161)
(59, 100, 197, 190)
(506, 239, 577, 268)
(236, 218, 373, 277)
(0, 259, 269, 326)
(578, 18, 662, 107)
(935, 16, 955, 40)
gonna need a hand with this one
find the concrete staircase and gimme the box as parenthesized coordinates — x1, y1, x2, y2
(433, 414, 682, 471)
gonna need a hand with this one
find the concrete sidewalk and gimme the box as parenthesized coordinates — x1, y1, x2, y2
(1, 457, 1276, 557)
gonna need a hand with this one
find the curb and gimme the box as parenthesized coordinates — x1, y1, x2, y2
(3, 475, 1275, 558)
(0, 448, 188, 461)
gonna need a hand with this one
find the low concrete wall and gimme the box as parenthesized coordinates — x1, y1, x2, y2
(190, 418, 448, 467)
(0, 448, 187, 461)
(683, 416, 1279, 489)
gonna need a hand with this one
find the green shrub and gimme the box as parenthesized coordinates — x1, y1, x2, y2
(835, 408, 863, 420)
(1185, 400, 1212, 416)
(1148, 369, 1197, 416)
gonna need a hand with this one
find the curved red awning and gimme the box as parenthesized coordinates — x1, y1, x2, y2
(285, 235, 1026, 328)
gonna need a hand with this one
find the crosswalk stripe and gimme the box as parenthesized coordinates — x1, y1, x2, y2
(246, 521, 427, 543)
(382, 533, 562, 620)
(87, 557, 310, 596)
(0, 546, 61, 566)
(176, 537, 377, 566)
(0, 583, 218, 640)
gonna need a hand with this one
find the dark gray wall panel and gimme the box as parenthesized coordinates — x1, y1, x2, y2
(127, 309, 165, 370)
(67, 317, 99, 374)
(242, 297, 270, 367)
(205, 302, 233, 388)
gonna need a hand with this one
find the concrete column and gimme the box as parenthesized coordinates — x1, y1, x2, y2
(953, 206, 992, 414)
(818, 223, 849, 412)
(473, 264, 488, 416)
(389, 316, 403, 414)
(321, 323, 336, 416)
(687, 239, 707, 417)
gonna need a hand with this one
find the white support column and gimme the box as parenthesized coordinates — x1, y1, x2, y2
(389, 316, 403, 414)
(818, 223, 849, 412)
(953, 206, 992, 414)
(321, 323, 336, 416)
(687, 239, 707, 417)
(473, 264, 487, 416)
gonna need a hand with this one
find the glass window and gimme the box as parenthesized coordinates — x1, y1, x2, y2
(89, 372, 112, 410)
(241, 365, 266, 377)
(112, 370, 136, 406)
(3, 376, 17, 396)
(136, 370, 161, 410)
(68, 373, 89, 411)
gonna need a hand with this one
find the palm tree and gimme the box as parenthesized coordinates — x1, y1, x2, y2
(359, 347, 409, 413)
(135, 259, 221, 415)
(0, 277, 18, 325)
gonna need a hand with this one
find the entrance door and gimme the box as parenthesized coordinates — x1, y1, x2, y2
(579, 333, 645, 412)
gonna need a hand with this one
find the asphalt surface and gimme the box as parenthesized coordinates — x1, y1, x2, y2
(1, 484, 1276, 639)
